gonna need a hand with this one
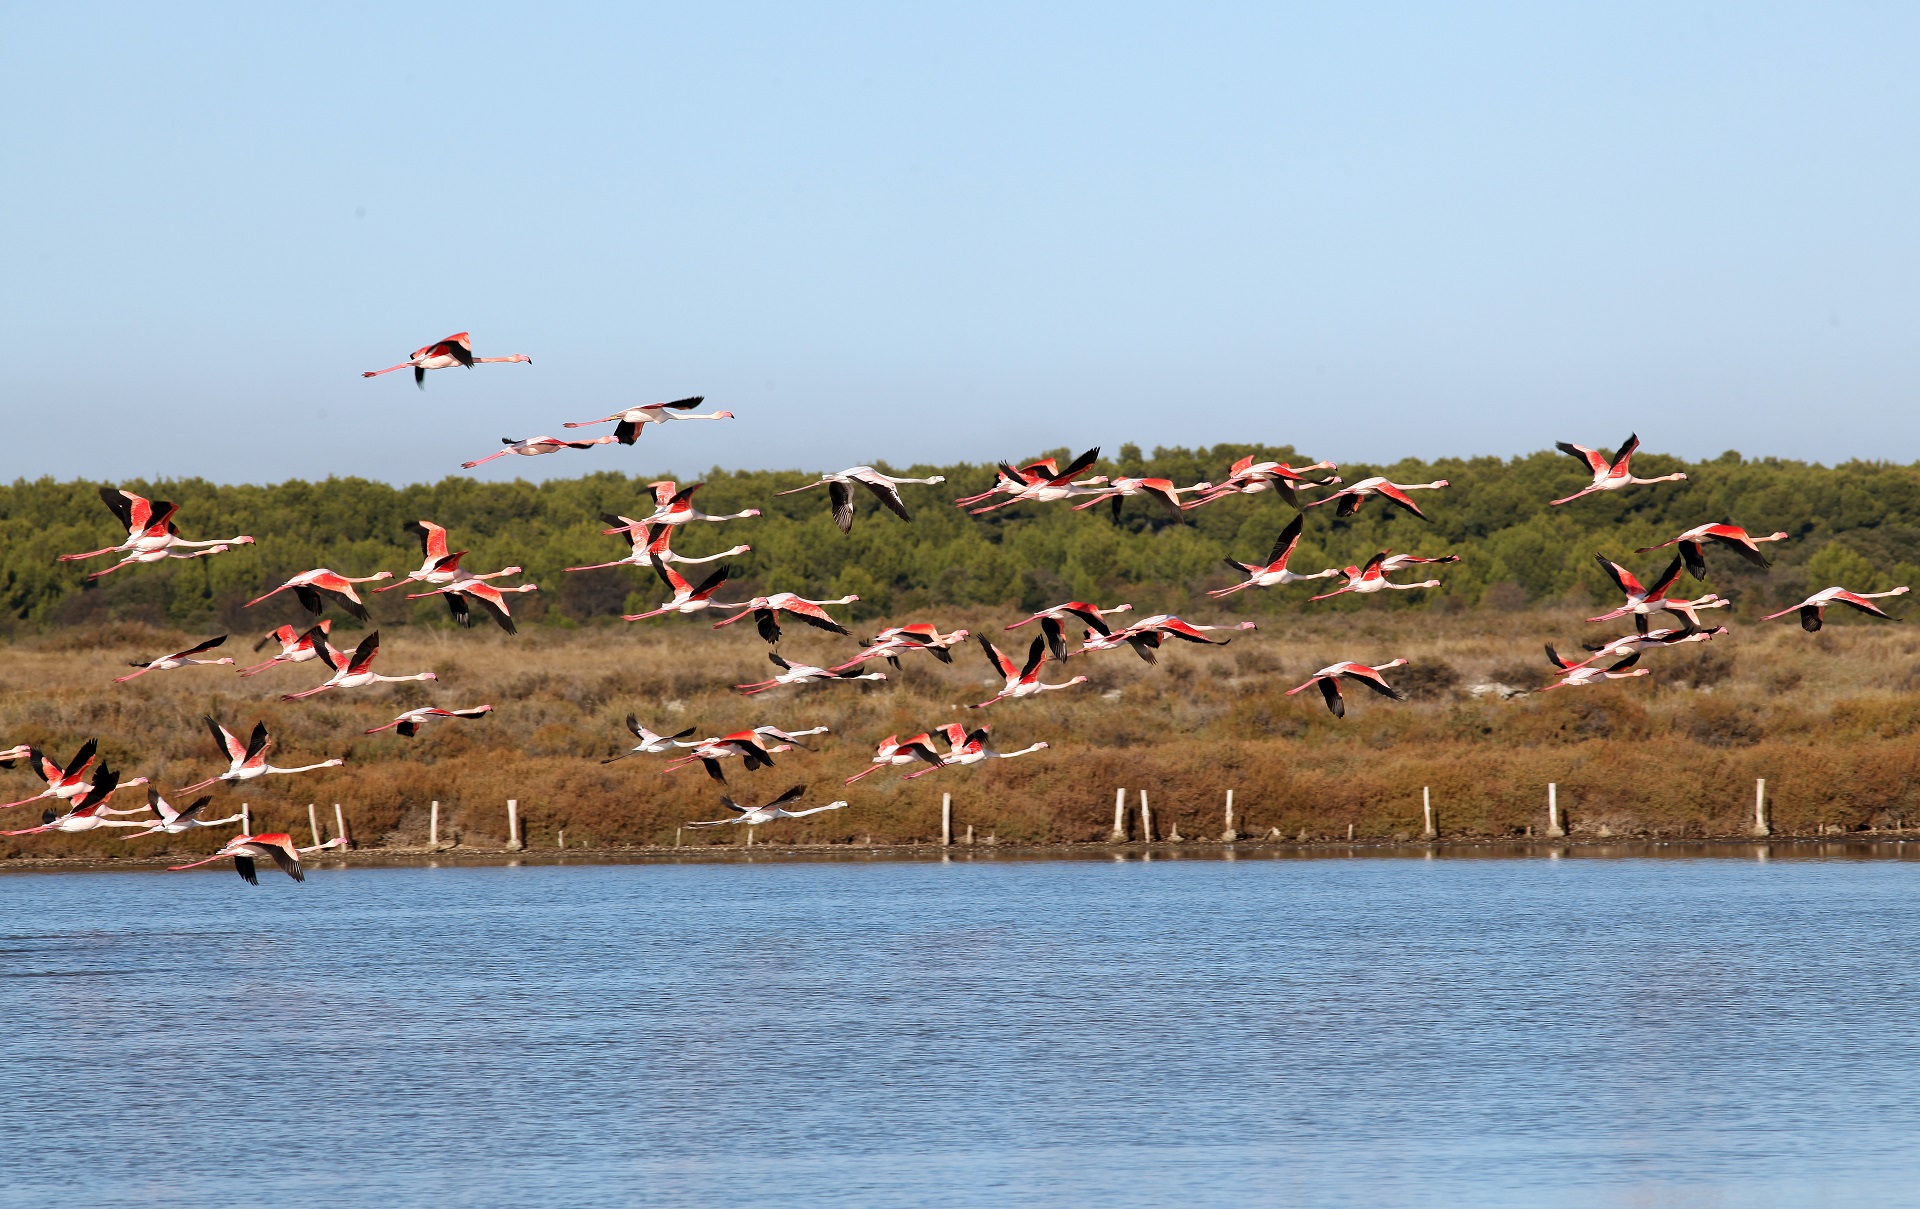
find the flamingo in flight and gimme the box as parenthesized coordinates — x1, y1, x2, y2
(776, 467, 948, 534)
(685, 785, 848, 830)
(114, 634, 233, 683)
(1183, 455, 1339, 510)
(246, 568, 393, 621)
(602, 482, 762, 530)
(734, 652, 888, 695)
(1541, 647, 1651, 691)
(58, 488, 255, 576)
(362, 332, 531, 388)
(239, 620, 334, 676)
(168, 832, 341, 884)
(829, 624, 971, 673)
(662, 730, 783, 785)
(408, 564, 538, 633)
(563, 396, 735, 443)
(1760, 585, 1910, 632)
(1007, 601, 1134, 664)
(1551, 434, 1688, 506)
(461, 434, 617, 469)
(844, 733, 946, 783)
(179, 718, 344, 793)
(902, 725, 1050, 780)
(1, 740, 107, 810)
(1070, 476, 1212, 519)
(1090, 615, 1257, 664)
(602, 717, 700, 764)
(1303, 476, 1448, 520)
(1211, 515, 1341, 597)
(377, 521, 467, 593)
(1310, 552, 1446, 602)
(1588, 555, 1728, 634)
(283, 632, 436, 701)
(952, 457, 1089, 509)
(568, 519, 748, 572)
(0, 744, 29, 768)
(364, 704, 494, 737)
(1286, 659, 1410, 718)
(1570, 624, 1728, 669)
(971, 636, 1089, 708)
(119, 787, 245, 838)
(622, 558, 738, 621)
(1635, 523, 1791, 580)
(2, 768, 152, 836)
(968, 448, 1108, 515)
(712, 592, 859, 645)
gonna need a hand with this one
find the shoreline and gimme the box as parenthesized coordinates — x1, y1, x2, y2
(4, 833, 1917, 874)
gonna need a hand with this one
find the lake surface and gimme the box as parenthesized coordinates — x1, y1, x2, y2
(5, 849, 1920, 1208)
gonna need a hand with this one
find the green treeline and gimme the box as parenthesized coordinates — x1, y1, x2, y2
(3, 442, 1917, 632)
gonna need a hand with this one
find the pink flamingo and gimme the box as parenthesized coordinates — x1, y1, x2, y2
(685, 785, 848, 830)
(1635, 523, 1791, 579)
(1183, 455, 1339, 510)
(1541, 646, 1651, 691)
(970, 636, 1089, 708)
(601, 482, 761, 530)
(622, 558, 739, 621)
(179, 718, 344, 793)
(563, 396, 735, 443)
(776, 467, 948, 533)
(364, 704, 494, 737)
(968, 448, 1108, 514)
(239, 621, 334, 677)
(1303, 476, 1449, 520)
(119, 788, 245, 838)
(283, 632, 436, 701)
(1551, 434, 1687, 506)
(1211, 515, 1341, 597)
(408, 565, 539, 633)
(829, 624, 971, 673)
(2, 741, 107, 810)
(58, 488, 255, 574)
(1070, 476, 1212, 519)
(362, 332, 531, 388)
(568, 519, 749, 572)
(245, 568, 393, 621)
(661, 730, 785, 785)
(1285, 659, 1410, 718)
(953, 457, 1089, 509)
(1567, 624, 1727, 669)
(168, 831, 337, 883)
(1760, 586, 1910, 632)
(115, 634, 233, 683)
(461, 434, 617, 469)
(1098, 615, 1256, 665)
(1587, 555, 1727, 634)
(733, 652, 888, 696)
(3, 768, 152, 836)
(711, 592, 859, 645)
(845, 733, 946, 783)
(602, 718, 701, 764)
(1309, 552, 1445, 602)
(902, 725, 1050, 780)
(376, 521, 465, 593)
(1006, 601, 1134, 663)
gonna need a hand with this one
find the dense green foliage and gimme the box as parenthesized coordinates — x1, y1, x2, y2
(4, 443, 1918, 632)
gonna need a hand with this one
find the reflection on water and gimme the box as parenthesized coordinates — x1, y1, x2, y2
(4, 853, 1920, 1208)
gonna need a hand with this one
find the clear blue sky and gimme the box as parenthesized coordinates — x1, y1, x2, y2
(3, 3, 1915, 484)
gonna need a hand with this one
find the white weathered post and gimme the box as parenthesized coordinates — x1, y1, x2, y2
(558, 828, 566, 849)
(675, 827, 682, 848)
(241, 802, 251, 833)
(506, 799, 522, 850)
(941, 793, 953, 846)
(1110, 788, 1127, 843)
(1347, 822, 1355, 842)
(1222, 789, 1237, 842)
(1139, 790, 1154, 843)
(746, 827, 754, 848)
(429, 800, 440, 847)
(965, 824, 974, 846)
(307, 803, 321, 848)
(1422, 787, 1436, 839)
(334, 803, 351, 850)
(1546, 783, 1566, 837)
(1752, 778, 1771, 837)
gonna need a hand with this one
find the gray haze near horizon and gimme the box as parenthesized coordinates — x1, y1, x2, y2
(3, 3, 1916, 487)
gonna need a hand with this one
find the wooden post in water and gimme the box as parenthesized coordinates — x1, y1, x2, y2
(941, 793, 952, 846)
(334, 803, 351, 850)
(1752, 778, 1771, 837)
(307, 803, 321, 848)
(558, 828, 566, 849)
(1109, 788, 1127, 843)
(1139, 790, 1154, 843)
(675, 827, 682, 848)
(1422, 787, 1436, 839)
(1347, 822, 1355, 842)
(1546, 783, 1566, 837)
(965, 824, 974, 846)
(1221, 789, 1237, 842)
(429, 800, 440, 848)
(241, 803, 250, 833)
(506, 799, 522, 850)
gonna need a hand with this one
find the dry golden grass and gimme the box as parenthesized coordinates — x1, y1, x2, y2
(3, 601, 1919, 861)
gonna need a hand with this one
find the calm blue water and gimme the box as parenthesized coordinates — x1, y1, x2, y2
(4, 850, 1920, 1208)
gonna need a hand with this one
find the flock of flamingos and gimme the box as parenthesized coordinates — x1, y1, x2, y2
(6, 331, 1906, 883)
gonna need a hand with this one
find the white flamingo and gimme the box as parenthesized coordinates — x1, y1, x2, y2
(179, 719, 344, 793)
(563, 396, 734, 442)
(775, 466, 947, 533)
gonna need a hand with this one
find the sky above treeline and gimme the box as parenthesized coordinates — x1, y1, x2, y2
(3, 3, 1916, 485)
